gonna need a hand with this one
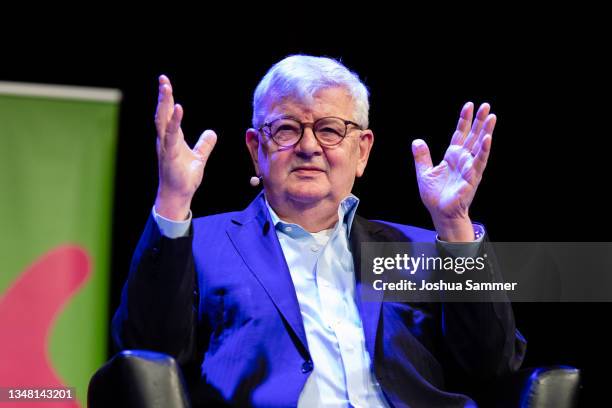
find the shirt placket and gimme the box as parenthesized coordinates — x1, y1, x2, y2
(314, 226, 367, 407)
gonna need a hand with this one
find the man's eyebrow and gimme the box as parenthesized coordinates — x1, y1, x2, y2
(265, 114, 301, 123)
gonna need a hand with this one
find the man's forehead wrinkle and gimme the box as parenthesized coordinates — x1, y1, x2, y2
(264, 102, 308, 124)
(265, 89, 354, 123)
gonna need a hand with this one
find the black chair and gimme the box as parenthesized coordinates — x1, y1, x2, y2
(88, 350, 190, 408)
(88, 350, 581, 408)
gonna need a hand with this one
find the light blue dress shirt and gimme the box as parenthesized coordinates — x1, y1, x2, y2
(264, 195, 391, 408)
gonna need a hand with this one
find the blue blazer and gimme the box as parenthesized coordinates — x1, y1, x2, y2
(113, 193, 526, 407)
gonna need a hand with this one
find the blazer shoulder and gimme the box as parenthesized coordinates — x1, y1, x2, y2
(367, 218, 437, 242)
(191, 211, 243, 236)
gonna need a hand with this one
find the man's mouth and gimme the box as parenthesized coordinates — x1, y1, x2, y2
(292, 166, 325, 174)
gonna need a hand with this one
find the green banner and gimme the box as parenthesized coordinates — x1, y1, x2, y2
(0, 82, 120, 406)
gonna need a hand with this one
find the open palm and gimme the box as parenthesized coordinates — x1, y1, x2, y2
(412, 102, 496, 223)
(154, 75, 217, 219)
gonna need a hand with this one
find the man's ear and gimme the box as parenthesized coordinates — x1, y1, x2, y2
(245, 128, 261, 175)
(356, 129, 374, 178)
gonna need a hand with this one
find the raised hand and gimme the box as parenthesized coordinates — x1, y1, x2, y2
(411, 102, 495, 242)
(154, 75, 217, 220)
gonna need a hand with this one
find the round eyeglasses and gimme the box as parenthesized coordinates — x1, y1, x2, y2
(259, 116, 363, 147)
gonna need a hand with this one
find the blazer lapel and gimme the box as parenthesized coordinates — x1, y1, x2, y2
(350, 215, 386, 360)
(226, 193, 310, 356)
(350, 216, 416, 360)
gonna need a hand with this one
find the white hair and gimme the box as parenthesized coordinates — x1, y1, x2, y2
(252, 55, 370, 129)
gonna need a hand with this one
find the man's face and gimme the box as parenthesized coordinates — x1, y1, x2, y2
(246, 87, 373, 208)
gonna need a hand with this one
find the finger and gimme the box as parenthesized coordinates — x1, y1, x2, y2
(450, 102, 474, 145)
(473, 134, 492, 177)
(154, 75, 175, 136)
(193, 129, 218, 166)
(165, 104, 184, 149)
(412, 139, 433, 176)
(463, 103, 491, 150)
(471, 114, 497, 155)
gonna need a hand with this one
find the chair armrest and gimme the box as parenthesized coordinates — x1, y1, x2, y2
(486, 365, 581, 408)
(88, 350, 190, 408)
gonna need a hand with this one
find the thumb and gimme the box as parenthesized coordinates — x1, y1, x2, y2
(412, 139, 433, 176)
(193, 129, 218, 166)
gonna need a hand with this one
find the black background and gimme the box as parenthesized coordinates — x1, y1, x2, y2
(2, 19, 609, 406)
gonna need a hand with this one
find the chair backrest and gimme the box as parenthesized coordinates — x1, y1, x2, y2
(486, 365, 581, 408)
(520, 366, 581, 408)
(88, 350, 190, 408)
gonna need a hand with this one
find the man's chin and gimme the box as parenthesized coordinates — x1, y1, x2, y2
(286, 185, 330, 205)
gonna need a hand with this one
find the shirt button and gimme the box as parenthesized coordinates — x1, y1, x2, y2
(284, 226, 292, 232)
(310, 245, 319, 252)
(301, 360, 313, 373)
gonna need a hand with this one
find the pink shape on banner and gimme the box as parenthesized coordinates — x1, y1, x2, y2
(0, 245, 91, 407)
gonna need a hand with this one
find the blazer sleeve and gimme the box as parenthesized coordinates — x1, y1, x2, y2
(111, 213, 200, 367)
(436, 237, 527, 382)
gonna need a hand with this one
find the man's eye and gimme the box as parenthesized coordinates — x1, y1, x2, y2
(319, 127, 342, 135)
(276, 124, 298, 132)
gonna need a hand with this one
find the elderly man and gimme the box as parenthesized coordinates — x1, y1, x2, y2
(113, 55, 526, 407)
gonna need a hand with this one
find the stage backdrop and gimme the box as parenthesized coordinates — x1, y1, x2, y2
(0, 82, 120, 406)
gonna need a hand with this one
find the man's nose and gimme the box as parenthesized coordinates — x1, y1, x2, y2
(294, 127, 322, 156)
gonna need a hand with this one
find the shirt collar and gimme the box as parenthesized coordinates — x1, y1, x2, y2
(264, 194, 360, 238)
